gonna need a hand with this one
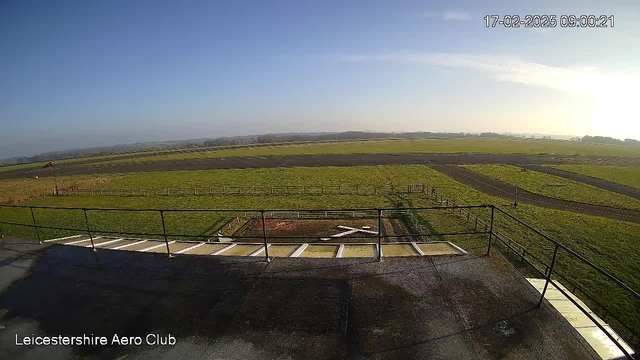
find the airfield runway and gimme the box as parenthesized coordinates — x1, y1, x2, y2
(431, 165, 640, 224)
(3, 153, 640, 180)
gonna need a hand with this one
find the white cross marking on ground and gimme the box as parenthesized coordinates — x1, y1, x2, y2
(321, 225, 379, 240)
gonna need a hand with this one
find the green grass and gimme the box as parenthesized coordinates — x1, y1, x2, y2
(68, 138, 640, 168)
(0, 164, 639, 340)
(6, 138, 640, 173)
(552, 165, 640, 190)
(463, 164, 640, 211)
(0, 175, 112, 204)
(0, 152, 160, 173)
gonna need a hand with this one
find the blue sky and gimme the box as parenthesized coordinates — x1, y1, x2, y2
(1, 0, 639, 158)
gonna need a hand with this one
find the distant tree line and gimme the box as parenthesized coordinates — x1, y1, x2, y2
(581, 135, 640, 147)
(249, 131, 510, 144)
(9, 130, 637, 167)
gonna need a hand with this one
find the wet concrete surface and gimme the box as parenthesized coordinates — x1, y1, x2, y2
(0, 238, 598, 359)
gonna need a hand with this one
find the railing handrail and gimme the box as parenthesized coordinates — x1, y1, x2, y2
(1, 194, 637, 356)
(494, 205, 640, 302)
(0, 204, 495, 212)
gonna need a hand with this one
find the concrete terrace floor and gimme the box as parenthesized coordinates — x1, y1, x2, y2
(0, 238, 599, 360)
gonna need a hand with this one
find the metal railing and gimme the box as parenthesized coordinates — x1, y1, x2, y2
(0, 202, 638, 358)
(489, 206, 639, 359)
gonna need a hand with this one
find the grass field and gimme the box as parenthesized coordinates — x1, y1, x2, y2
(463, 164, 640, 211)
(552, 165, 640, 190)
(2, 138, 636, 174)
(0, 175, 111, 204)
(81, 138, 640, 166)
(0, 164, 638, 339)
(0, 151, 162, 173)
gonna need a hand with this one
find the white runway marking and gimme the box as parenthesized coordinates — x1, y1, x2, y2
(411, 242, 425, 256)
(250, 244, 271, 256)
(211, 243, 236, 255)
(113, 240, 146, 249)
(336, 244, 345, 258)
(86, 238, 124, 248)
(139, 241, 175, 252)
(65, 237, 101, 245)
(44, 234, 83, 243)
(176, 242, 205, 254)
(290, 244, 309, 257)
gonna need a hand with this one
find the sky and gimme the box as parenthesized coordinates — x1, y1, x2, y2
(1, 0, 640, 158)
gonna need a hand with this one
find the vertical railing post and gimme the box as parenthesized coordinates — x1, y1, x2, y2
(261, 210, 270, 262)
(83, 209, 96, 251)
(537, 244, 560, 308)
(29, 207, 42, 244)
(377, 209, 382, 261)
(160, 210, 172, 258)
(487, 206, 495, 256)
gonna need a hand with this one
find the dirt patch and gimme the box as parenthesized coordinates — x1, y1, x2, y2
(232, 218, 411, 243)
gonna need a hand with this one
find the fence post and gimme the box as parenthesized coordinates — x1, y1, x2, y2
(537, 244, 560, 308)
(487, 206, 495, 256)
(160, 210, 172, 258)
(29, 207, 42, 244)
(83, 209, 96, 251)
(377, 209, 383, 261)
(261, 210, 270, 262)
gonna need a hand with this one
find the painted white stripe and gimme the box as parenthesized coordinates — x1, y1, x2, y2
(211, 243, 236, 255)
(64, 236, 101, 245)
(331, 229, 360, 238)
(411, 242, 425, 256)
(250, 244, 271, 256)
(447, 242, 468, 255)
(336, 225, 378, 235)
(44, 234, 83, 243)
(336, 244, 345, 258)
(290, 244, 308, 257)
(175, 242, 205, 254)
(87, 238, 123, 248)
(139, 241, 175, 252)
(112, 240, 146, 250)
